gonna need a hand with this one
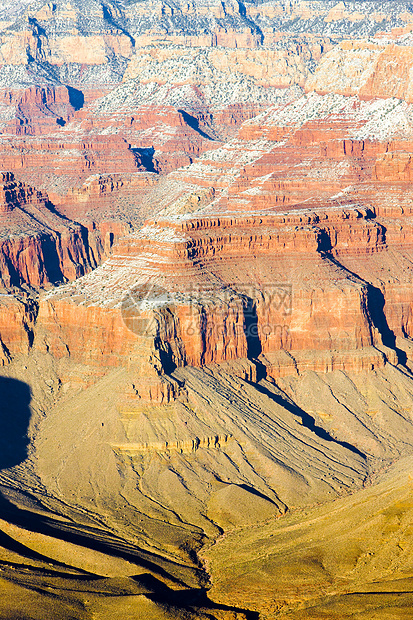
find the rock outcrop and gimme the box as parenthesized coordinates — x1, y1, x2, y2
(27, 92, 413, 386)
(3, 3, 413, 619)
(0, 172, 112, 359)
(307, 38, 413, 102)
(0, 85, 84, 135)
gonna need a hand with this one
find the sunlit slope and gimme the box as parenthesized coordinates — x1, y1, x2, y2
(204, 455, 413, 619)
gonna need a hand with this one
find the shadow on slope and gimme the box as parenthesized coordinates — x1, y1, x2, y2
(0, 487, 199, 587)
(67, 86, 84, 111)
(178, 109, 216, 140)
(320, 253, 409, 368)
(367, 284, 408, 366)
(254, 379, 366, 459)
(0, 377, 31, 469)
(138, 574, 260, 619)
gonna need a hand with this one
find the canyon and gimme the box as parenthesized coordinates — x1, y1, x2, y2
(2, 1, 413, 619)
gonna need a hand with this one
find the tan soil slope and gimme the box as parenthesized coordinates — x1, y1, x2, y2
(204, 455, 413, 619)
(2, 4, 413, 617)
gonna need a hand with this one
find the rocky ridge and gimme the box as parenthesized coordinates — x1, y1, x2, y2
(2, 2, 413, 619)
(2, 88, 413, 618)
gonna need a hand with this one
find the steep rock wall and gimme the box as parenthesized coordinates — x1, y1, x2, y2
(0, 85, 83, 135)
(0, 172, 98, 284)
(306, 40, 413, 103)
(33, 206, 393, 382)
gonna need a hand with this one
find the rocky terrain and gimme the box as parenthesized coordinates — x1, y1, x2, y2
(3, 1, 413, 619)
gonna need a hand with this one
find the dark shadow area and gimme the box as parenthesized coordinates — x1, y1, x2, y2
(40, 236, 65, 284)
(237, 483, 278, 505)
(238, 1, 247, 16)
(209, 476, 277, 506)
(142, 580, 259, 620)
(155, 340, 177, 375)
(0, 558, 101, 580)
(27, 16, 46, 36)
(67, 86, 84, 111)
(0, 489, 195, 588)
(2, 254, 21, 287)
(42, 199, 67, 218)
(318, 253, 406, 368)
(101, 4, 135, 48)
(0, 526, 92, 572)
(252, 381, 366, 459)
(243, 297, 262, 359)
(0, 378, 31, 469)
(363, 207, 376, 220)
(317, 228, 333, 253)
(131, 147, 157, 172)
(367, 284, 407, 365)
(177, 110, 214, 140)
(253, 359, 267, 382)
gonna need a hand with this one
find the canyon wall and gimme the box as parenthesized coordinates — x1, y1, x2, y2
(29, 92, 413, 385)
(4, 89, 413, 377)
(307, 39, 413, 102)
(3, 4, 413, 618)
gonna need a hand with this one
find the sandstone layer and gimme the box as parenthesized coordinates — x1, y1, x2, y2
(2, 2, 413, 619)
(0, 90, 412, 618)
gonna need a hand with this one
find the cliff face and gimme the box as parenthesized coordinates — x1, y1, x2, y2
(3, 0, 404, 68)
(5, 3, 413, 619)
(307, 39, 413, 103)
(0, 172, 101, 284)
(25, 91, 413, 376)
(0, 293, 36, 363)
(0, 85, 84, 135)
(1, 0, 412, 204)
(34, 203, 401, 380)
(0, 0, 133, 66)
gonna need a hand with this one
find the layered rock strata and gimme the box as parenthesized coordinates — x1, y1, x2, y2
(307, 38, 413, 102)
(18, 91, 413, 378)
(2, 4, 413, 617)
(0, 172, 102, 287)
(0, 172, 118, 359)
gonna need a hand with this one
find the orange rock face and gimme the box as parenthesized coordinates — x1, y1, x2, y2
(1, 7, 413, 419)
(26, 91, 413, 388)
(0, 85, 83, 135)
(0, 293, 36, 363)
(28, 206, 385, 378)
(0, 172, 100, 289)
